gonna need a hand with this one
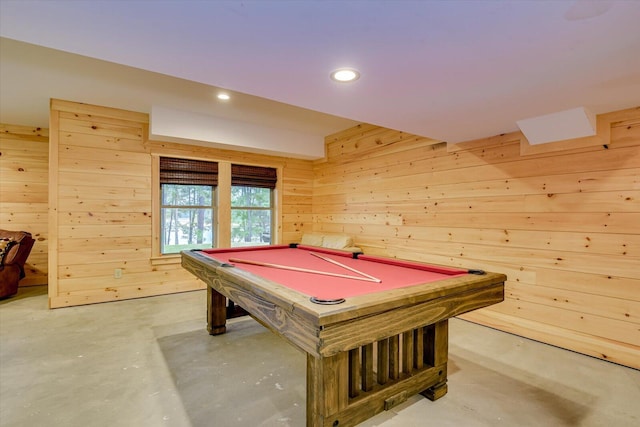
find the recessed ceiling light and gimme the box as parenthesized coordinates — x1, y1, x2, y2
(330, 68, 360, 83)
(217, 93, 230, 100)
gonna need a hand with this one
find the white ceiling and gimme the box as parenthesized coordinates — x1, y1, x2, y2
(2, 0, 640, 154)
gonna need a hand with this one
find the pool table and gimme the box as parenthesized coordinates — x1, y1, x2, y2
(181, 244, 506, 427)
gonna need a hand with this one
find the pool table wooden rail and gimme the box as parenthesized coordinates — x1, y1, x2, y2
(182, 249, 505, 358)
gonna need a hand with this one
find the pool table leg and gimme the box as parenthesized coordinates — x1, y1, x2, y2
(420, 319, 448, 401)
(207, 285, 227, 335)
(307, 352, 349, 427)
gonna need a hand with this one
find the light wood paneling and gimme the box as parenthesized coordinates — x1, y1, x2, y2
(314, 107, 640, 369)
(0, 124, 49, 285)
(47, 100, 314, 308)
(13, 98, 638, 367)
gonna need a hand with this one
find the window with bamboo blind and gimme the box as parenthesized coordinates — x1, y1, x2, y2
(230, 164, 277, 246)
(159, 157, 218, 254)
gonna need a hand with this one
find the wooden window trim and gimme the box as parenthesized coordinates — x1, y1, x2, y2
(151, 155, 282, 264)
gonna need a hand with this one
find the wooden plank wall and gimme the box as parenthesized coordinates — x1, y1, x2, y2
(312, 108, 640, 369)
(0, 124, 49, 286)
(48, 100, 313, 308)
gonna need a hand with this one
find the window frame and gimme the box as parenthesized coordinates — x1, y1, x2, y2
(160, 183, 216, 255)
(230, 185, 275, 247)
(151, 154, 282, 264)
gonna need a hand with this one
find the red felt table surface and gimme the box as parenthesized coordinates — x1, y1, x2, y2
(199, 246, 467, 301)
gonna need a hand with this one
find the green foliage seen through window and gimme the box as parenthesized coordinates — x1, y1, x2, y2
(161, 184, 214, 254)
(231, 186, 272, 246)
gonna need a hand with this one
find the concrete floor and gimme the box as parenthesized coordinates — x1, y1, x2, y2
(1, 286, 638, 427)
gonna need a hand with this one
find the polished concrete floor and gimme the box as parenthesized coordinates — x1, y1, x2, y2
(1, 286, 638, 427)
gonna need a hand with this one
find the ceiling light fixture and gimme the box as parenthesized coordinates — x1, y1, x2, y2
(330, 68, 360, 83)
(217, 93, 230, 100)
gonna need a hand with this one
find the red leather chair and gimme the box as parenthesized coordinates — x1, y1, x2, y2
(0, 230, 35, 298)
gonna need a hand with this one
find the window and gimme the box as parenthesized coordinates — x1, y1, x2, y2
(231, 164, 277, 247)
(153, 157, 280, 258)
(160, 157, 217, 254)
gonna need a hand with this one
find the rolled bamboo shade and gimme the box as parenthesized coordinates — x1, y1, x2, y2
(231, 164, 277, 189)
(160, 157, 218, 186)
